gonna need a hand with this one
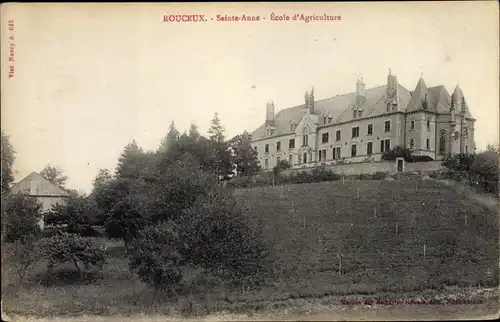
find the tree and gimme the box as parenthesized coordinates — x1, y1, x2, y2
(115, 141, 156, 181)
(129, 223, 184, 296)
(188, 123, 200, 141)
(5, 236, 43, 286)
(92, 169, 113, 190)
(208, 113, 225, 143)
(2, 193, 42, 243)
(101, 179, 152, 251)
(40, 164, 68, 188)
(49, 195, 100, 236)
(382, 145, 413, 162)
(229, 131, 260, 177)
(176, 188, 269, 284)
(272, 160, 291, 176)
(158, 121, 180, 154)
(1, 130, 15, 194)
(42, 232, 105, 279)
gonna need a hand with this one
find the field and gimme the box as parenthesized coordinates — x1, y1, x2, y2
(2, 178, 499, 319)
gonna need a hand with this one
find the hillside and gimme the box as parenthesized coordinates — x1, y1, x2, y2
(234, 179, 499, 297)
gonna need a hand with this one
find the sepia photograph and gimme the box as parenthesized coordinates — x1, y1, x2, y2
(1, 2, 499, 321)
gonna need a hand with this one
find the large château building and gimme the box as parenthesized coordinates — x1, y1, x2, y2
(250, 70, 476, 171)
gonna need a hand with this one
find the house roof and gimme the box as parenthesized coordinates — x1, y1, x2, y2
(10, 171, 70, 197)
(251, 83, 412, 140)
(251, 78, 475, 140)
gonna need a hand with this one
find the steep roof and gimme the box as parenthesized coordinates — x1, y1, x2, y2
(10, 172, 70, 197)
(407, 77, 428, 112)
(251, 83, 412, 140)
(451, 85, 474, 119)
(427, 85, 451, 114)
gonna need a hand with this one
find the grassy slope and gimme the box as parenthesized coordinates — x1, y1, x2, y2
(2, 179, 499, 317)
(234, 179, 499, 296)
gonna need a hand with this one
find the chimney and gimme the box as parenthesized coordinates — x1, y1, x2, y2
(265, 101, 275, 126)
(386, 68, 399, 110)
(356, 77, 366, 105)
(309, 87, 315, 114)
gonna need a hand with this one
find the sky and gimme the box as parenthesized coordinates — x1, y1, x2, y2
(1, 2, 499, 193)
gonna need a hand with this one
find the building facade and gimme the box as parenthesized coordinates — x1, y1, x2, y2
(10, 171, 70, 229)
(250, 70, 476, 171)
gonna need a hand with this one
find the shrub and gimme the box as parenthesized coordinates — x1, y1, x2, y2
(42, 232, 105, 279)
(373, 171, 388, 180)
(382, 146, 413, 162)
(310, 167, 340, 182)
(177, 189, 269, 285)
(48, 195, 101, 237)
(4, 236, 43, 285)
(272, 160, 291, 176)
(1, 193, 42, 243)
(129, 224, 183, 295)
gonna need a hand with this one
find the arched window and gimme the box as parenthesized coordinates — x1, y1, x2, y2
(439, 129, 446, 155)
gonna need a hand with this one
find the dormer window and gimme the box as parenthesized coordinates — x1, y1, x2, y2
(323, 116, 327, 124)
(328, 116, 333, 123)
(353, 110, 358, 118)
(358, 110, 363, 118)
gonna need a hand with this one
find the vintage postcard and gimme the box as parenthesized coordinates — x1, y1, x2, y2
(1, 1, 499, 321)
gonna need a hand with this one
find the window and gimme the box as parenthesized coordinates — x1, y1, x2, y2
(426, 138, 430, 150)
(351, 144, 357, 157)
(465, 145, 468, 153)
(289, 139, 295, 149)
(358, 110, 363, 118)
(427, 119, 431, 131)
(352, 126, 360, 138)
(353, 110, 358, 118)
(464, 128, 468, 138)
(380, 139, 391, 152)
(303, 152, 307, 163)
(328, 116, 332, 123)
(333, 146, 341, 159)
(288, 155, 293, 164)
(411, 121, 415, 130)
(322, 133, 329, 143)
(264, 159, 268, 169)
(409, 139, 415, 149)
(366, 142, 373, 155)
(439, 130, 446, 155)
(323, 116, 327, 124)
(386, 103, 391, 112)
(367, 124, 373, 135)
(265, 144, 269, 153)
(276, 157, 280, 164)
(302, 134, 309, 147)
(384, 120, 391, 132)
(367, 142, 373, 155)
(319, 150, 327, 161)
(276, 141, 281, 151)
(336, 130, 341, 141)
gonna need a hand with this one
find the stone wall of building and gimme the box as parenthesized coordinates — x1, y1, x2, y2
(281, 160, 443, 176)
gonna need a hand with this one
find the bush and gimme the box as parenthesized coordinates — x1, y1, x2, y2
(382, 146, 413, 162)
(2, 193, 42, 243)
(48, 195, 101, 237)
(177, 189, 270, 285)
(129, 224, 183, 294)
(42, 232, 105, 279)
(411, 155, 434, 162)
(373, 171, 388, 180)
(4, 236, 43, 285)
(272, 160, 291, 176)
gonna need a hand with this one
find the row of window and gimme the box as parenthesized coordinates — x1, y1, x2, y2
(409, 138, 431, 150)
(410, 119, 432, 131)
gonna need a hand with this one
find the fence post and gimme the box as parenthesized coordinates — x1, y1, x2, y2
(356, 188, 360, 200)
(423, 244, 426, 261)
